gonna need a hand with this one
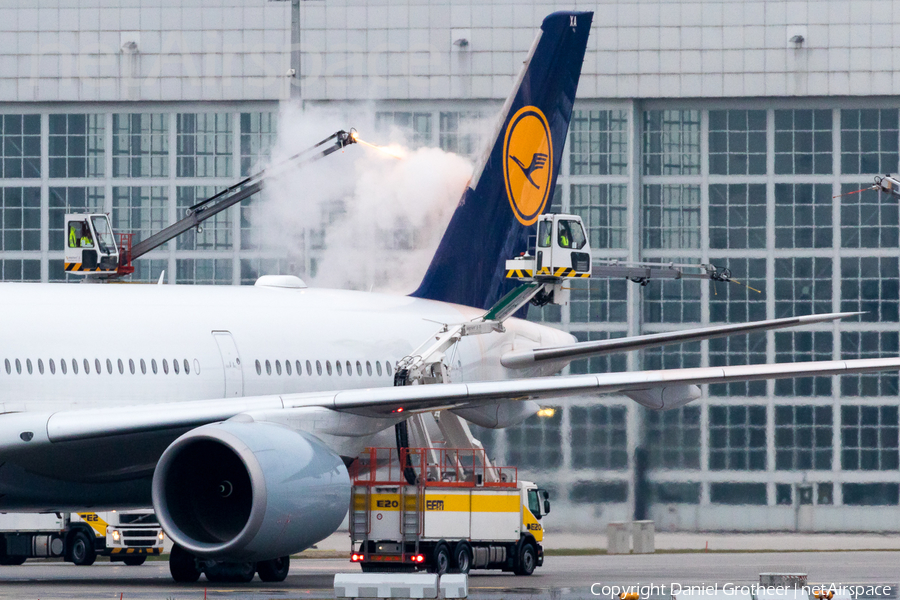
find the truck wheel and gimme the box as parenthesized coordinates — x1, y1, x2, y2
(431, 543, 450, 575)
(70, 532, 96, 566)
(514, 542, 536, 576)
(257, 556, 290, 582)
(169, 544, 201, 583)
(123, 556, 146, 566)
(452, 543, 471, 574)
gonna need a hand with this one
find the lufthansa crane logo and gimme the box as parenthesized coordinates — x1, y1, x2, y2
(503, 106, 553, 226)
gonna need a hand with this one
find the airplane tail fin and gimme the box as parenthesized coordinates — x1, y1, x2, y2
(411, 11, 593, 310)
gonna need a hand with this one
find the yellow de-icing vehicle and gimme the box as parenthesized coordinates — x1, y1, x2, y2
(349, 448, 550, 575)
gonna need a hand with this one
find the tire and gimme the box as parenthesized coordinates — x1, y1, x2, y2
(169, 544, 201, 583)
(257, 556, 290, 582)
(514, 542, 536, 576)
(452, 542, 472, 574)
(123, 556, 146, 566)
(431, 543, 450, 575)
(0, 555, 26, 566)
(70, 532, 96, 566)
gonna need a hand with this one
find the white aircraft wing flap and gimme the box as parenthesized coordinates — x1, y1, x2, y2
(17, 356, 900, 447)
(500, 312, 862, 368)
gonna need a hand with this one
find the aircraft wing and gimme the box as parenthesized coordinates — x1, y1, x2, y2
(500, 312, 860, 369)
(27, 355, 900, 446)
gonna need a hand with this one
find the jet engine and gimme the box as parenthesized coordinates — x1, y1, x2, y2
(151, 420, 350, 562)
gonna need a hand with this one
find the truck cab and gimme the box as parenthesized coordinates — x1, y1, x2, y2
(64, 213, 120, 274)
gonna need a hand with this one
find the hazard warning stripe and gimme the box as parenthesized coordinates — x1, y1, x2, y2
(505, 268, 589, 279)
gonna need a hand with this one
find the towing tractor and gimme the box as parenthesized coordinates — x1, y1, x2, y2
(0, 510, 164, 566)
(349, 447, 550, 575)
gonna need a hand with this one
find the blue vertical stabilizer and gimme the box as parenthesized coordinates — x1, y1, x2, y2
(411, 11, 593, 310)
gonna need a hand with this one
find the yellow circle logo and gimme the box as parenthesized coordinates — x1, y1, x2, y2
(503, 106, 553, 226)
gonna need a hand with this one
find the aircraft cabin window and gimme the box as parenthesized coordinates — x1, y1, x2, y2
(49, 359, 55, 375)
(4, 359, 9, 375)
(346, 360, 352, 376)
(356, 361, 362, 376)
(376, 361, 382, 376)
(117, 359, 124, 375)
(265, 360, 271, 376)
(173, 359, 179, 375)
(94, 358, 100, 374)
(151, 359, 157, 374)
(275, 360, 281, 376)
(106, 359, 113, 374)
(15, 359, 21, 374)
(255, 360, 261, 375)
(162, 359, 169, 375)
(60, 359, 67, 375)
(72, 359, 78, 375)
(326, 361, 332, 376)
(193, 359, 200, 375)
(37, 359, 43, 375)
(366, 361, 372, 376)
(386, 361, 393, 376)
(26, 359, 32, 375)
(129, 359, 135, 375)
(140, 359, 146, 375)
(308, 360, 314, 376)
(315, 360, 321, 375)
(295, 360, 302, 376)
(285, 360, 291, 376)
(336, 361, 342, 376)
(184, 359, 190, 375)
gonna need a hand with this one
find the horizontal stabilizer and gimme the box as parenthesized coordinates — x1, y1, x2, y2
(500, 312, 862, 369)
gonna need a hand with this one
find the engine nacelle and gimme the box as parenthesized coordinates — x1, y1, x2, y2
(151, 421, 350, 562)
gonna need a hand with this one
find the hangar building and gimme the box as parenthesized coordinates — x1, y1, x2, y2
(1, 0, 898, 531)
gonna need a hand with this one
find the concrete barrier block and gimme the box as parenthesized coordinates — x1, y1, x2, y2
(440, 574, 468, 598)
(632, 520, 655, 554)
(607, 522, 630, 554)
(334, 573, 439, 598)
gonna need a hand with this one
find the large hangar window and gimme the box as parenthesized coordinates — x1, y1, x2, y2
(840, 257, 899, 322)
(375, 112, 432, 148)
(774, 109, 832, 175)
(176, 113, 233, 178)
(708, 109, 766, 175)
(112, 113, 168, 178)
(439, 112, 484, 158)
(569, 405, 628, 470)
(708, 405, 767, 471)
(774, 257, 833, 318)
(568, 331, 627, 375)
(506, 408, 563, 471)
(49, 114, 104, 178)
(112, 186, 168, 247)
(710, 482, 766, 505)
(642, 109, 700, 175)
(708, 183, 766, 249)
(240, 112, 277, 176)
(774, 405, 833, 470)
(840, 109, 899, 175)
(642, 257, 702, 323)
(569, 278, 627, 323)
(643, 405, 701, 470)
(642, 184, 701, 249)
(0, 114, 40, 178)
(569, 109, 628, 176)
(709, 257, 766, 322)
(0, 188, 40, 252)
(840, 181, 900, 249)
(841, 405, 899, 471)
(176, 259, 233, 285)
(774, 184, 832, 249)
(570, 184, 628, 249)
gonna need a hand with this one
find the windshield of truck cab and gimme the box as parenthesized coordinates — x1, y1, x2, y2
(91, 216, 117, 254)
(527, 489, 542, 519)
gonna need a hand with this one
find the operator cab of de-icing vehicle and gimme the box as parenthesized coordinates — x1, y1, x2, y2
(64, 214, 120, 274)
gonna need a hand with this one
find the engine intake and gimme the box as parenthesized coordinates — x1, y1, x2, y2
(152, 421, 350, 561)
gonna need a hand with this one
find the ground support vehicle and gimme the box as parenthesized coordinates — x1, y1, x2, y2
(349, 447, 550, 575)
(0, 510, 163, 566)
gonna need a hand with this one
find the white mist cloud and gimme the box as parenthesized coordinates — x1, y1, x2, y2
(248, 104, 476, 294)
